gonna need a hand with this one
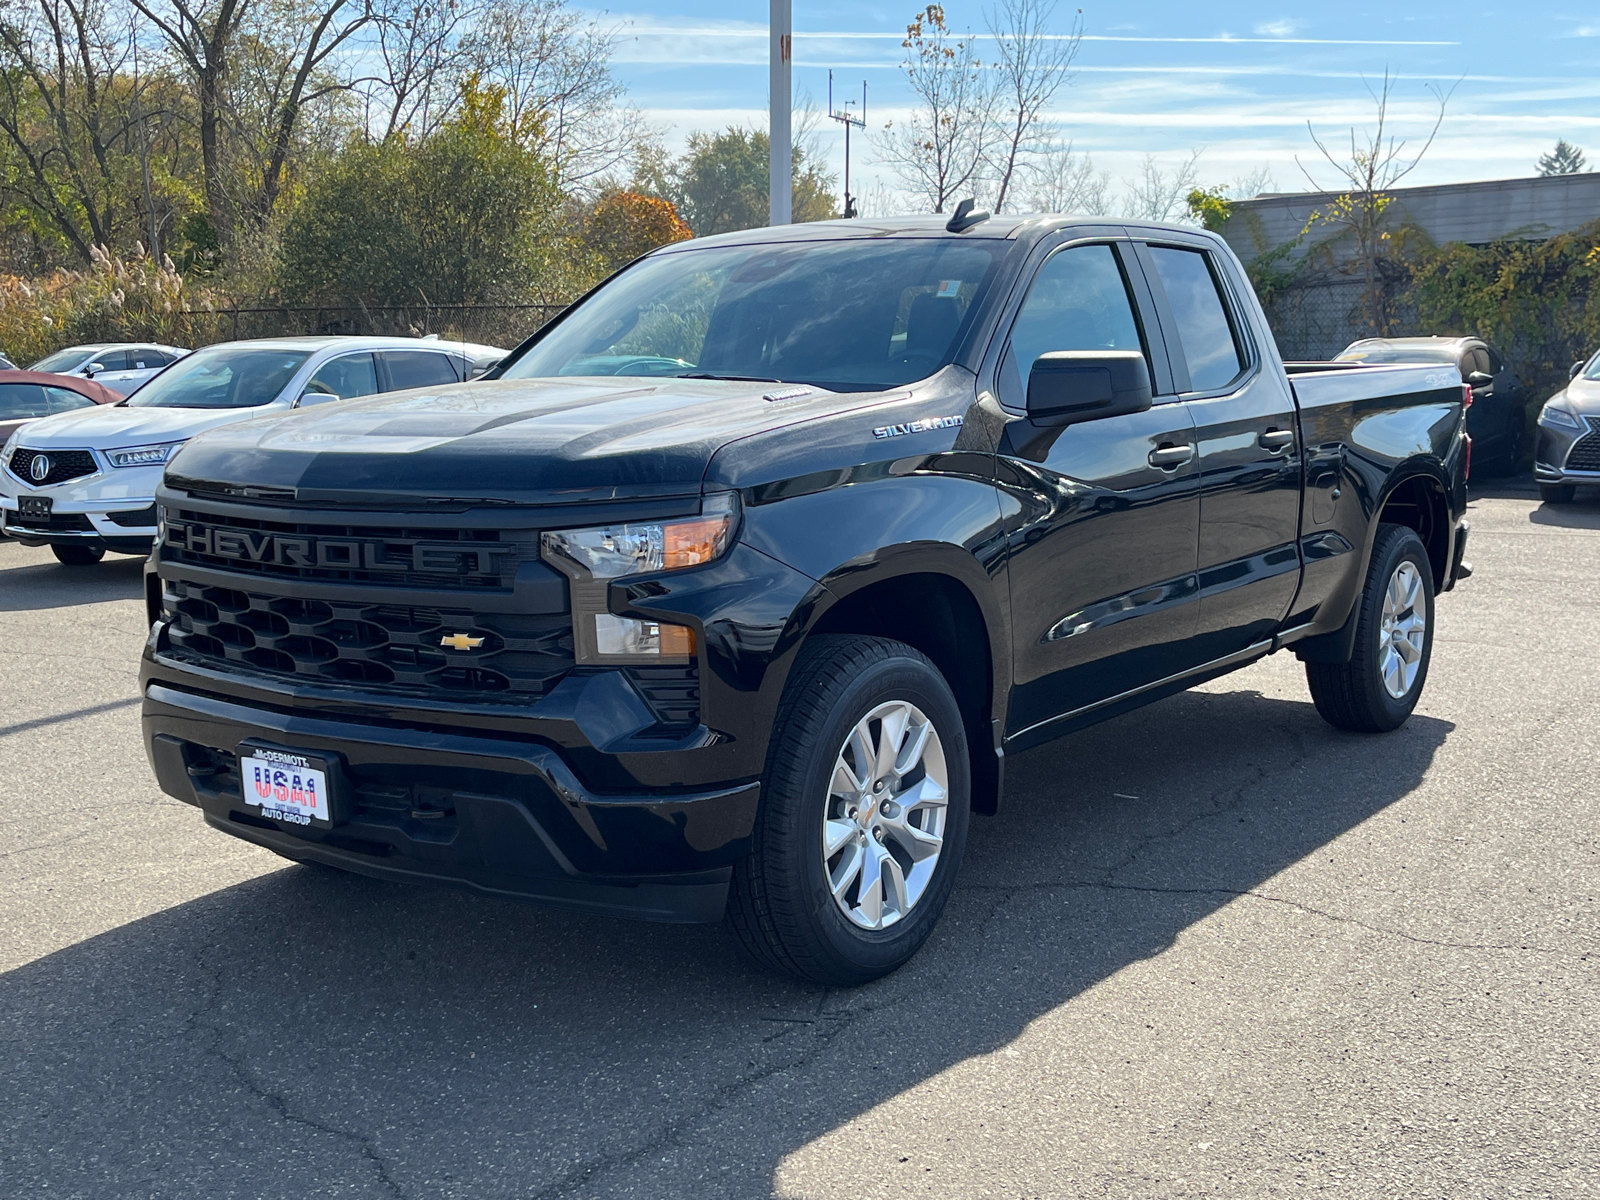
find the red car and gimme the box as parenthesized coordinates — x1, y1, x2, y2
(0, 370, 122, 445)
(0, 371, 122, 541)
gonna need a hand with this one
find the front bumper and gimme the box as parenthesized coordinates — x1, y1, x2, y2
(143, 676, 759, 922)
(1534, 417, 1600, 486)
(0, 460, 159, 548)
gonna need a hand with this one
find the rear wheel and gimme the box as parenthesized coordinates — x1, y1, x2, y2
(51, 544, 105, 566)
(1540, 483, 1576, 505)
(1306, 524, 1435, 733)
(727, 635, 971, 985)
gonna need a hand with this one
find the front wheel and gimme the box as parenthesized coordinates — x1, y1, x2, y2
(727, 635, 971, 985)
(1306, 524, 1435, 733)
(51, 543, 105, 566)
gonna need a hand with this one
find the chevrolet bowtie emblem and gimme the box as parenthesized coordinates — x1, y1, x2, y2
(439, 633, 485, 651)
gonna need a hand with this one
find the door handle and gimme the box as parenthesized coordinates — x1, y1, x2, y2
(1148, 443, 1194, 469)
(1258, 428, 1295, 452)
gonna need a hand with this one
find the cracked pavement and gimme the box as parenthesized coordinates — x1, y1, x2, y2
(2, 485, 1598, 1199)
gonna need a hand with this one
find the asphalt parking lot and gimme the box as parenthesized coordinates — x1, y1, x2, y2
(2, 485, 1597, 1199)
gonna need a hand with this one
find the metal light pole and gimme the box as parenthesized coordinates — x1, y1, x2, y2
(769, 0, 792, 226)
(829, 70, 866, 218)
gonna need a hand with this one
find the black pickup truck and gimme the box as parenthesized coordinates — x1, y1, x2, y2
(141, 212, 1471, 984)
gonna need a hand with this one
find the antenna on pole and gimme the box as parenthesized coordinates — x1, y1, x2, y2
(828, 70, 866, 219)
(769, 0, 792, 226)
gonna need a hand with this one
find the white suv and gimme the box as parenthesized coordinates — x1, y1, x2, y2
(1, 335, 505, 565)
(30, 343, 189, 396)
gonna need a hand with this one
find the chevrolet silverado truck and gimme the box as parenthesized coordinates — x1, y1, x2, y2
(140, 210, 1471, 985)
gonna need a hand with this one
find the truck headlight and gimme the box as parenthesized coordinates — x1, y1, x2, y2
(541, 492, 738, 665)
(541, 491, 739, 578)
(107, 440, 186, 468)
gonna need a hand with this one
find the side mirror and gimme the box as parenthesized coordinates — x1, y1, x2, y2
(1466, 370, 1494, 387)
(1573, 361, 1586, 380)
(83, 362, 105, 378)
(298, 389, 340, 407)
(1026, 350, 1153, 427)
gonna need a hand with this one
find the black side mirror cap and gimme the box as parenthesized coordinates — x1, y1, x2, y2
(1026, 350, 1154, 427)
(1573, 361, 1586, 380)
(1466, 370, 1494, 387)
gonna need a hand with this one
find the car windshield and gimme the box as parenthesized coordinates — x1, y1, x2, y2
(1583, 354, 1600, 381)
(31, 346, 99, 372)
(1335, 344, 1460, 365)
(125, 346, 311, 409)
(501, 238, 1008, 392)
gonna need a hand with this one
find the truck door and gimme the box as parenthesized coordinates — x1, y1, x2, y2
(994, 239, 1202, 740)
(1133, 238, 1302, 660)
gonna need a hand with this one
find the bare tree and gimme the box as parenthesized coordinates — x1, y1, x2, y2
(984, 0, 1080, 213)
(873, 4, 997, 214)
(1299, 70, 1452, 335)
(1021, 135, 1106, 214)
(362, 0, 482, 141)
(1123, 149, 1203, 222)
(465, 0, 641, 192)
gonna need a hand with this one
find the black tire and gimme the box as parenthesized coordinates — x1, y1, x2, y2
(1540, 484, 1576, 505)
(726, 635, 971, 986)
(1306, 524, 1435, 733)
(51, 543, 105, 566)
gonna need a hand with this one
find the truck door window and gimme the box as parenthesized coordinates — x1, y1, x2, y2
(305, 352, 379, 400)
(1147, 246, 1245, 392)
(998, 243, 1146, 409)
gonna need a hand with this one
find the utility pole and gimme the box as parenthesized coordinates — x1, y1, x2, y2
(828, 71, 866, 218)
(769, 0, 792, 226)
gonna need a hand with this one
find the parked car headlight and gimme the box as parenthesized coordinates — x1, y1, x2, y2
(1538, 400, 1584, 431)
(1, 429, 17, 462)
(107, 441, 186, 468)
(541, 492, 739, 579)
(541, 492, 739, 665)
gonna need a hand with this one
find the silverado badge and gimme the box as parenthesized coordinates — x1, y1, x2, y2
(872, 415, 963, 439)
(439, 633, 485, 651)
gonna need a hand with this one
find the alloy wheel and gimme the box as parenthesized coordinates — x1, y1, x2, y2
(821, 701, 949, 930)
(1378, 561, 1427, 699)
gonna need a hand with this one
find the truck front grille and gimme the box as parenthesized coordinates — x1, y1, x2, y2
(162, 577, 574, 700)
(163, 507, 539, 591)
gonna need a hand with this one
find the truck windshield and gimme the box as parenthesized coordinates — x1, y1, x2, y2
(501, 238, 1007, 392)
(125, 346, 311, 409)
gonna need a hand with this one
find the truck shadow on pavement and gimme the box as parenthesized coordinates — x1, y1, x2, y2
(0, 685, 1453, 1199)
(0, 541, 145, 611)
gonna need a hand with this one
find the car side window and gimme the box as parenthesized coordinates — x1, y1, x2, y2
(1146, 246, 1246, 392)
(45, 387, 95, 414)
(382, 350, 460, 391)
(90, 350, 129, 371)
(304, 352, 379, 400)
(999, 243, 1147, 409)
(0, 383, 51, 419)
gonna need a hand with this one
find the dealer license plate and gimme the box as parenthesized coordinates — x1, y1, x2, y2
(19, 495, 51, 518)
(240, 748, 329, 826)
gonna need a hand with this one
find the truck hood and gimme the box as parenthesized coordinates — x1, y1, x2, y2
(14, 401, 273, 450)
(167, 376, 893, 507)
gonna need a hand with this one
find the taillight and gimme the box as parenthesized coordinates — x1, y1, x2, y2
(1462, 382, 1473, 411)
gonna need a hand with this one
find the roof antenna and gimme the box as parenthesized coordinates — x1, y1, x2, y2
(946, 198, 990, 233)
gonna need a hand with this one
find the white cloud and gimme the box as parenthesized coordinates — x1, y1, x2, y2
(1254, 19, 1301, 38)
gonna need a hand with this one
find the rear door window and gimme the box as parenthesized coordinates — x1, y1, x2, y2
(381, 351, 460, 391)
(999, 243, 1148, 409)
(0, 383, 51, 419)
(46, 387, 96, 414)
(305, 352, 379, 400)
(1146, 246, 1246, 392)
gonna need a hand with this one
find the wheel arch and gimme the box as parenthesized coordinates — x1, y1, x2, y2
(804, 554, 1008, 814)
(1372, 465, 1453, 592)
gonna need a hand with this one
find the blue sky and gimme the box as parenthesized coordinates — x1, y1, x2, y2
(598, 1, 1600, 204)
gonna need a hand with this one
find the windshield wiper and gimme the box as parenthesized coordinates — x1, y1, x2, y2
(677, 372, 784, 383)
